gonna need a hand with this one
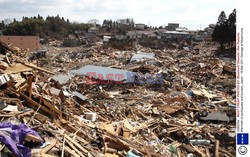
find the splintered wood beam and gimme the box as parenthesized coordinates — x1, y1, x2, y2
(20, 93, 54, 116)
(23, 63, 54, 75)
(27, 75, 33, 98)
(215, 140, 219, 157)
(42, 99, 61, 117)
(41, 139, 57, 154)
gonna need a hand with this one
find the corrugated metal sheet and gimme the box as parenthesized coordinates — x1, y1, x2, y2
(130, 52, 155, 62)
(70, 65, 136, 82)
(52, 74, 73, 84)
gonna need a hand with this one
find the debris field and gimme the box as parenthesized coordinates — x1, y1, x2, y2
(0, 41, 236, 157)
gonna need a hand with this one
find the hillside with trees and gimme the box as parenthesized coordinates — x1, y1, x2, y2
(0, 15, 92, 40)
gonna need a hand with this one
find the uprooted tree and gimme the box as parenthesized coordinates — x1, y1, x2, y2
(212, 9, 236, 53)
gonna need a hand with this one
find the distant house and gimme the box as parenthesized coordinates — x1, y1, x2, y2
(193, 35, 204, 42)
(75, 30, 86, 35)
(135, 23, 145, 30)
(141, 30, 157, 38)
(175, 27, 188, 32)
(74, 30, 87, 40)
(115, 34, 127, 40)
(157, 29, 167, 36)
(161, 31, 190, 39)
(165, 23, 179, 31)
(136, 31, 143, 39)
(126, 31, 137, 39)
(185, 30, 198, 36)
(175, 28, 202, 41)
(88, 27, 99, 34)
(203, 24, 215, 40)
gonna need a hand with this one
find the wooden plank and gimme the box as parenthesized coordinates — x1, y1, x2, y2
(65, 134, 88, 154)
(0, 97, 23, 107)
(20, 93, 53, 116)
(65, 139, 85, 157)
(18, 83, 29, 92)
(24, 63, 54, 75)
(3, 63, 32, 74)
(64, 146, 80, 157)
(27, 75, 33, 98)
(61, 135, 65, 157)
(142, 141, 152, 157)
(0, 144, 5, 151)
(214, 140, 219, 157)
(25, 134, 43, 142)
(41, 154, 58, 157)
(205, 148, 211, 157)
(104, 153, 119, 157)
(41, 139, 57, 154)
(192, 146, 206, 157)
(220, 149, 235, 157)
(42, 99, 61, 116)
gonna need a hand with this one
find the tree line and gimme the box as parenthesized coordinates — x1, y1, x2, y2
(0, 15, 93, 40)
(212, 9, 236, 52)
(102, 18, 136, 34)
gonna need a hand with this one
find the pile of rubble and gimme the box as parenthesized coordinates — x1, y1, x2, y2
(0, 40, 235, 157)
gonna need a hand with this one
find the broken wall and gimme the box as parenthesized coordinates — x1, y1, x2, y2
(0, 36, 40, 52)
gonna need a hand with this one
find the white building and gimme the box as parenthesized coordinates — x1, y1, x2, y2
(162, 31, 190, 39)
(135, 23, 145, 30)
(126, 31, 137, 39)
(115, 35, 127, 40)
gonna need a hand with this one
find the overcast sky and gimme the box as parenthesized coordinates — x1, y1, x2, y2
(0, 0, 235, 30)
